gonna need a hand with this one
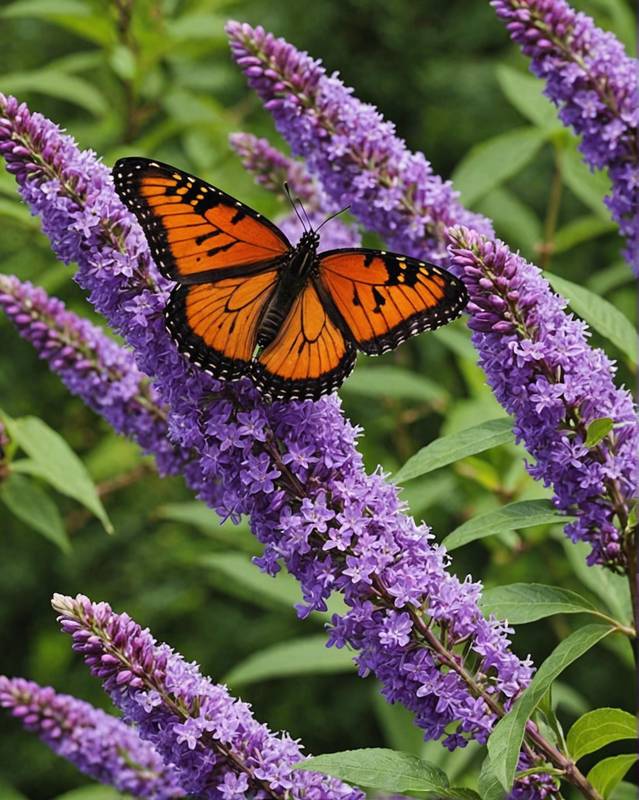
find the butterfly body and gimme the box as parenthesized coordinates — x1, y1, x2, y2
(113, 157, 468, 402)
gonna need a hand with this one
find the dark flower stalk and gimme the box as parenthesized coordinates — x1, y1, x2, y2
(226, 22, 493, 266)
(491, 0, 639, 273)
(447, 226, 637, 575)
(0, 275, 187, 476)
(52, 593, 362, 800)
(0, 675, 185, 798)
(0, 94, 602, 797)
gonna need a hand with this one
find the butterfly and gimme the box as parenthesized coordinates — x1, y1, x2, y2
(112, 157, 468, 401)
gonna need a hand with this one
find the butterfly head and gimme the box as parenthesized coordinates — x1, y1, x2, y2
(299, 229, 320, 251)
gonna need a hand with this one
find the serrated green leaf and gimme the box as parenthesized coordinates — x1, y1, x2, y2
(157, 502, 258, 553)
(495, 66, 557, 128)
(452, 127, 548, 206)
(443, 500, 570, 551)
(7, 416, 111, 533)
(561, 145, 612, 219)
(553, 216, 617, 253)
(567, 708, 637, 762)
(588, 755, 637, 799)
(224, 635, 355, 686)
(294, 748, 449, 793)
(585, 418, 614, 448)
(394, 418, 513, 484)
(479, 583, 601, 624)
(2, 71, 107, 116)
(341, 365, 448, 405)
(0, 473, 70, 552)
(545, 272, 637, 365)
(488, 624, 614, 791)
(200, 552, 346, 622)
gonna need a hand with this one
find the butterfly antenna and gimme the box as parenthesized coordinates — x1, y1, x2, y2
(317, 204, 351, 232)
(297, 197, 313, 231)
(284, 181, 307, 231)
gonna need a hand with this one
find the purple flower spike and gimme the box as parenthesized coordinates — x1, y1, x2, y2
(0, 675, 185, 798)
(52, 593, 363, 800)
(0, 275, 187, 477)
(491, 0, 639, 272)
(448, 226, 637, 569)
(226, 22, 493, 265)
(0, 94, 557, 796)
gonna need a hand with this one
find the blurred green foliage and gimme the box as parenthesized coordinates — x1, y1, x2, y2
(0, 0, 635, 797)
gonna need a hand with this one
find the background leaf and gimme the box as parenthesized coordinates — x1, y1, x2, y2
(588, 755, 637, 800)
(0, 473, 69, 552)
(567, 708, 637, 762)
(479, 583, 601, 624)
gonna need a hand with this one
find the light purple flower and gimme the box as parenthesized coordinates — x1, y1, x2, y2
(0, 675, 185, 798)
(52, 593, 363, 800)
(0, 94, 555, 796)
(226, 22, 493, 266)
(491, 0, 639, 272)
(0, 275, 187, 476)
(447, 225, 637, 569)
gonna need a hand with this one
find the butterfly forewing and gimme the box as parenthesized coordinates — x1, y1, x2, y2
(318, 249, 468, 355)
(113, 157, 290, 283)
(253, 281, 356, 401)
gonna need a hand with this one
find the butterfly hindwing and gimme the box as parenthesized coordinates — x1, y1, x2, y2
(253, 279, 356, 401)
(166, 269, 280, 381)
(113, 157, 290, 283)
(318, 249, 468, 355)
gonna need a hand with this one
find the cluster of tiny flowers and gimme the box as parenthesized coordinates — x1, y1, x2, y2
(52, 593, 362, 800)
(448, 226, 637, 568)
(226, 22, 493, 265)
(0, 95, 549, 795)
(0, 275, 186, 476)
(229, 131, 361, 248)
(492, 0, 639, 272)
(0, 675, 185, 798)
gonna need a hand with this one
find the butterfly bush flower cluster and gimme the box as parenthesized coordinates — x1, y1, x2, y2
(447, 225, 637, 569)
(51, 592, 362, 800)
(230, 131, 361, 248)
(0, 275, 186, 476)
(228, 21, 638, 574)
(226, 22, 494, 266)
(0, 94, 561, 798)
(0, 675, 185, 798)
(492, 0, 639, 272)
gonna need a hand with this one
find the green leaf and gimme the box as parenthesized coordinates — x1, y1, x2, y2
(294, 748, 449, 793)
(452, 127, 548, 206)
(1, 473, 70, 552)
(443, 500, 570, 551)
(341, 366, 448, 406)
(157, 502, 258, 553)
(224, 635, 355, 686)
(567, 708, 637, 762)
(394, 418, 513, 484)
(0, 779, 29, 800)
(585, 418, 614, 448)
(487, 624, 614, 791)
(1, 71, 108, 116)
(53, 788, 128, 800)
(479, 583, 600, 624)
(561, 145, 612, 219)
(495, 66, 557, 128)
(372, 687, 424, 756)
(7, 416, 111, 533)
(478, 756, 505, 800)
(1, 0, 113, 44)
(611, 782, 639, 800)
(553, 216, 617, 253)
(545, 272, 637, 365)
(588, 262, 633, 296)
(0, 198, 37, 226)
(200, 552, 346, 622)
(476, 187, 541, 255)
(588, 755, 637, 799)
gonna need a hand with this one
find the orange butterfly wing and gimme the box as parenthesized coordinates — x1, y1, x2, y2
(166, 269, 280, 381)
(317, 250, 468, 355)
(113, 157, 290, 283)
(253, 280, 356, 401)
